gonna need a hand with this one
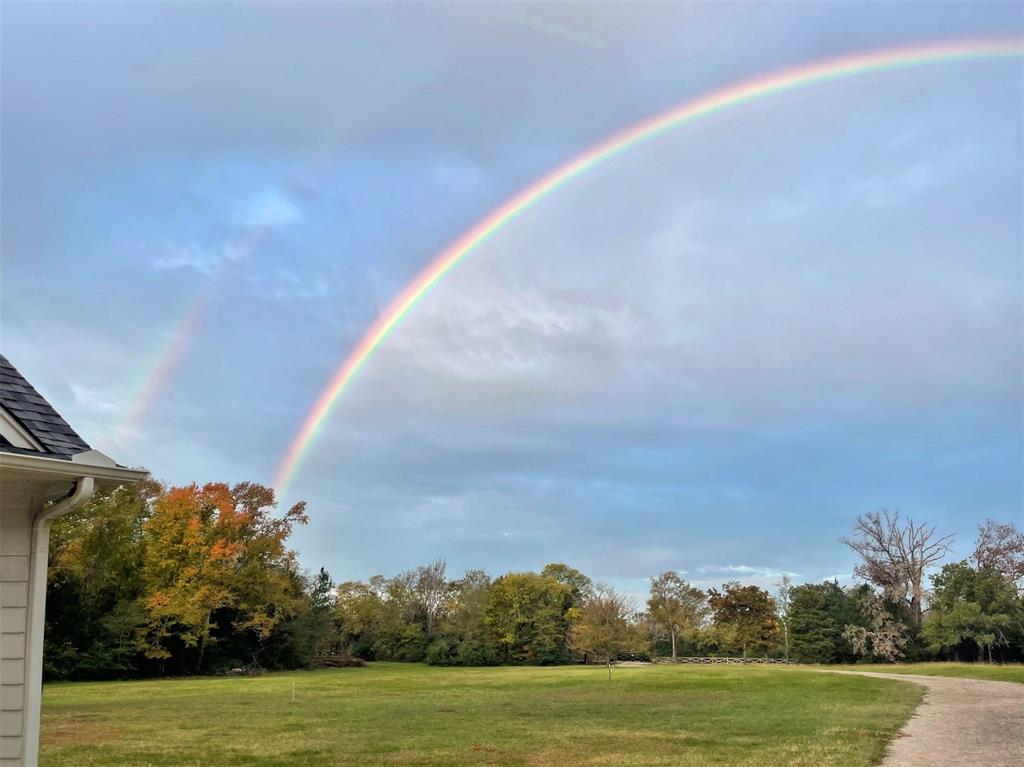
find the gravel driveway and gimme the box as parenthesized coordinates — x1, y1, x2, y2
(825, 670, 1024, 766)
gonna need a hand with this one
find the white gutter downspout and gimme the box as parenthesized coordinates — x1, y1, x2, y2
(21, 476, 95, 767)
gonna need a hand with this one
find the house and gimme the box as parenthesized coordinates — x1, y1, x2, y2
(0, 354, 147, 767)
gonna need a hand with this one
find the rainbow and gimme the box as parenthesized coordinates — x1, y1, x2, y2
(273, 37, 1023, 496)
(111, 292, 209, 451)
(108, 226, 270, 453)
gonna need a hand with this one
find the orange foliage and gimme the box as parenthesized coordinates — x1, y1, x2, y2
(135, 482, 307, 665)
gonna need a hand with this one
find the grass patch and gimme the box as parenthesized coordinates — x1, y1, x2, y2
(830, 662, 1024, 684)
(41, 663, 921, 766)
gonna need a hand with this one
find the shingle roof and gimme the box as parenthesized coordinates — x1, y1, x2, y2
(0, 354, 91, 460)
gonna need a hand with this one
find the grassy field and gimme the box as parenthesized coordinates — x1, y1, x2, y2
(41, 663, 922, 767)
(829, 662, 1024, 684)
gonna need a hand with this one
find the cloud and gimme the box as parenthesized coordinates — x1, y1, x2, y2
(245, 268, 331, 303)
(240, 189, 302, 228)
(153, 242, 242, 274)
(843, 144, 980, 207)
(669, 565, 807, 593)
(69, 384, 121, 416)
(278, 99, 1020, 577)
(2, 2, 1021, 586)
(697, 564, 801, 580)
(757, 142, 982, 221)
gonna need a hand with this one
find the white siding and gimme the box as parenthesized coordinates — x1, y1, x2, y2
(1, 482, 41, 767)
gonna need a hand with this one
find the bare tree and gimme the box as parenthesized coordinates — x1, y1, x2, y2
(413, 559, 450, 635)
(841, 509, 953, 626)
(367, 574, 390, 600)
(385, 570, 418, 623)
(971, 519, 1024, 590)
(568, 586, 643, 680)
(774, 575, 793, 661)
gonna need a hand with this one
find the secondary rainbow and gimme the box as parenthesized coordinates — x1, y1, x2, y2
(109, 224, 271, 453)
(112, 293, 209, 450)
(273, 37, 1024, 496)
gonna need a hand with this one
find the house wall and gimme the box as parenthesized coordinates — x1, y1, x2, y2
(0, 481, 42, 767)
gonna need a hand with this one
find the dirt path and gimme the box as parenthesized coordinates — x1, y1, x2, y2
(824, 670, 1024, 766)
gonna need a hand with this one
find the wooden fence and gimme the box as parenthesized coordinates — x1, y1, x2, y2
(651, 656, 794, 665)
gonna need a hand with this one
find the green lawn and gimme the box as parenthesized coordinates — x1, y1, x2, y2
(41, 663, 921, 767)
(829, 662, 1024, 684)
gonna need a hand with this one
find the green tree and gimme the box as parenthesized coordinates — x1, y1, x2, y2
(923, 561, 1022, 662)
(786, 581, 860, 663)
(485, 572, 573, 664)
(335, 573, 429, 662)
(647, 572, 708, 660)
(540, 563, 594, 605)
(291, 568, 337, 666)
(446, 570, 499, 665)
(335, 580, 385, 659)
(46, 480, 160, 679)
(707, 583, 779, 657)
(787, 585, 836, 663)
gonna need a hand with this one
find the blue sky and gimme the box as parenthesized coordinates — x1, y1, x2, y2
(2, 2, 1022, 597)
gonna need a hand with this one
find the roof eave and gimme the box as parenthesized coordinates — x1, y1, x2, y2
(0, 451, 149, 484)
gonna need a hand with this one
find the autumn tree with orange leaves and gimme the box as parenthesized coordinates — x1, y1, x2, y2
(135, 482, 308, 671)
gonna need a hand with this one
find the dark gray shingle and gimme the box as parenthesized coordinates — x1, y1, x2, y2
(0, 354, 91, 459)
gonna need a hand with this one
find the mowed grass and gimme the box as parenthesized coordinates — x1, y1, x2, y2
(41, 663, 921, 767)
(830, 662, 1024, 684)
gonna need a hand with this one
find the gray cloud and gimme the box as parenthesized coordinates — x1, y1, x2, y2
(2, 2, 1021, 586)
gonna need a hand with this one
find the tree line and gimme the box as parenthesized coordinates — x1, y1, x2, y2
(44, 480, 1024, 680)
